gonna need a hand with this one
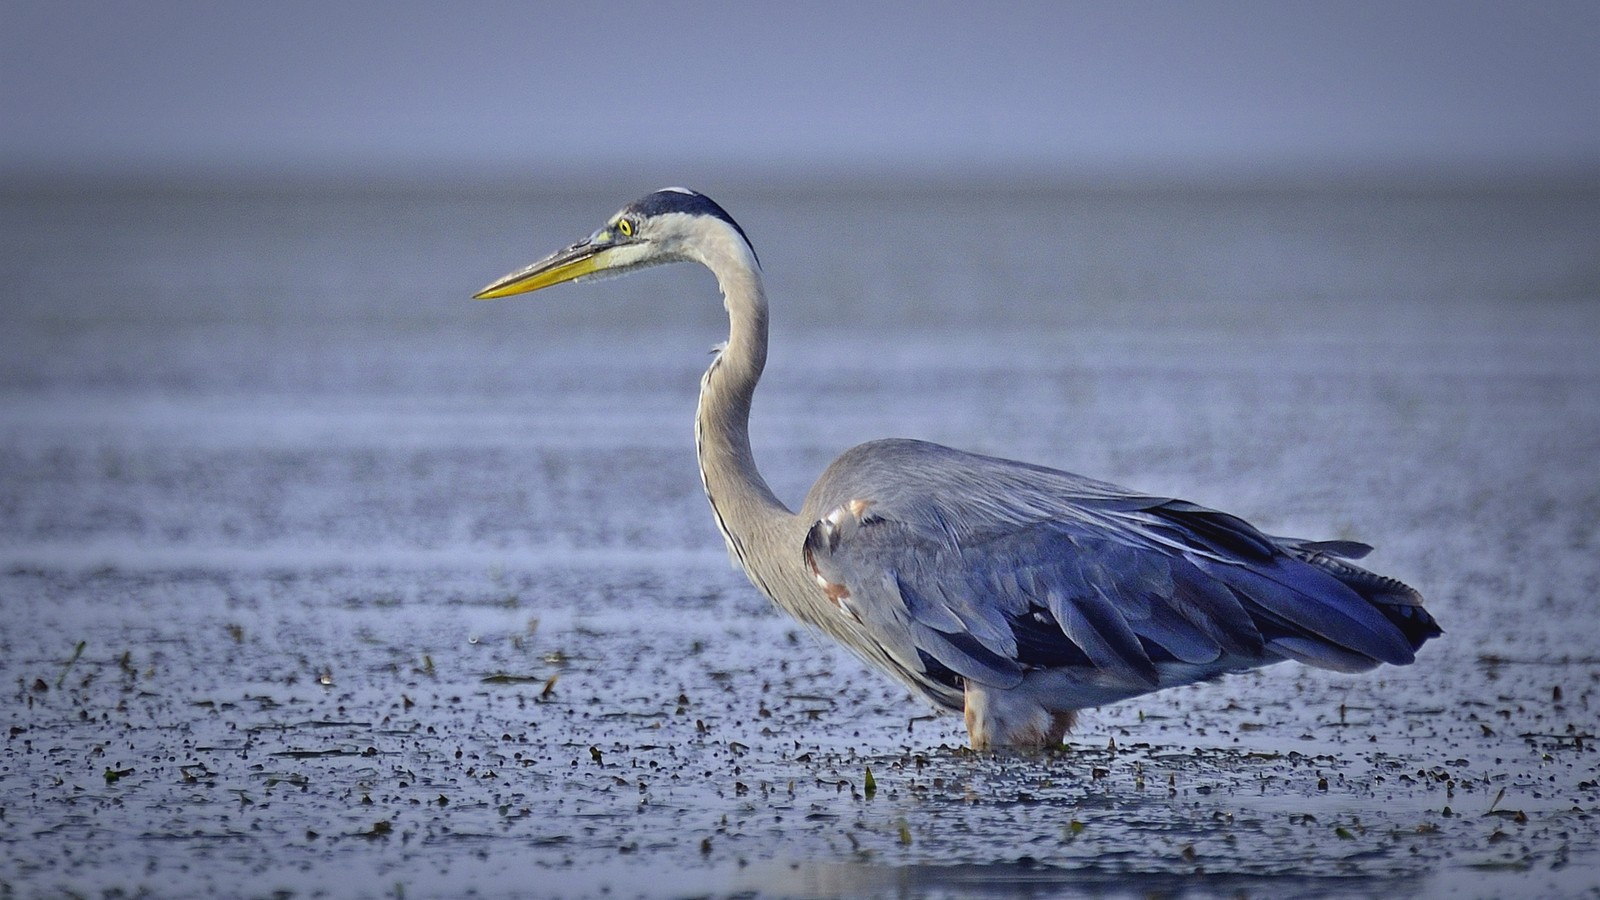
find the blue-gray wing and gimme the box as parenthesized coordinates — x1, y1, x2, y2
(800, 440, 1437, 700)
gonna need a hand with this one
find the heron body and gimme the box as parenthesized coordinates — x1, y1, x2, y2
(475, 188, 1440, 749)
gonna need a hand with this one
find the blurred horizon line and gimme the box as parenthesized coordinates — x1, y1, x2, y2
(5, 156, 1599, 197)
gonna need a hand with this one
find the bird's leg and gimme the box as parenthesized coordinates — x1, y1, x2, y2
(963, 680, 1077, 750)
(1045, 709, 1077, 747)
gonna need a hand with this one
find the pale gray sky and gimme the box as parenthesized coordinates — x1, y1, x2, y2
(3, 0, 1598, 181)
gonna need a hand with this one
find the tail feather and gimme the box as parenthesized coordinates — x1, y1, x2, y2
(1284, 541, 1441, 653)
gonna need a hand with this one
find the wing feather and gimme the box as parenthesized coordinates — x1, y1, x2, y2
(1194, 556, 1416, 665)
(797, 439, 1431, 702)
(1048, 585, 1159, 687)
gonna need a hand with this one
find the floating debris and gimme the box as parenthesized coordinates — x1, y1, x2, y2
(479, 672, 545, 685)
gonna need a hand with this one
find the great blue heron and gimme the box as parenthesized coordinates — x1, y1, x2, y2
(475, 188, 1440, 749)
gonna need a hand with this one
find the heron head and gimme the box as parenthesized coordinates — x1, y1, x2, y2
(474, 187, 758, 300)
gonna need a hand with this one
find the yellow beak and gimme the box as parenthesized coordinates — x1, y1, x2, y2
(473, 240, 607, 300)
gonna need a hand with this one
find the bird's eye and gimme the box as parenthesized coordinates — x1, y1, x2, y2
(617, 218, 634, 237)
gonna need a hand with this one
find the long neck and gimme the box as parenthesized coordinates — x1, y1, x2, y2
(694, 249, 792, 576)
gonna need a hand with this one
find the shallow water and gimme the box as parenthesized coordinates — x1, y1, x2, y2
(2, 183, 1599, 897)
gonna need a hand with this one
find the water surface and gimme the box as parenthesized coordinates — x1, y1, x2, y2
(2, 182, 1598, 897)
